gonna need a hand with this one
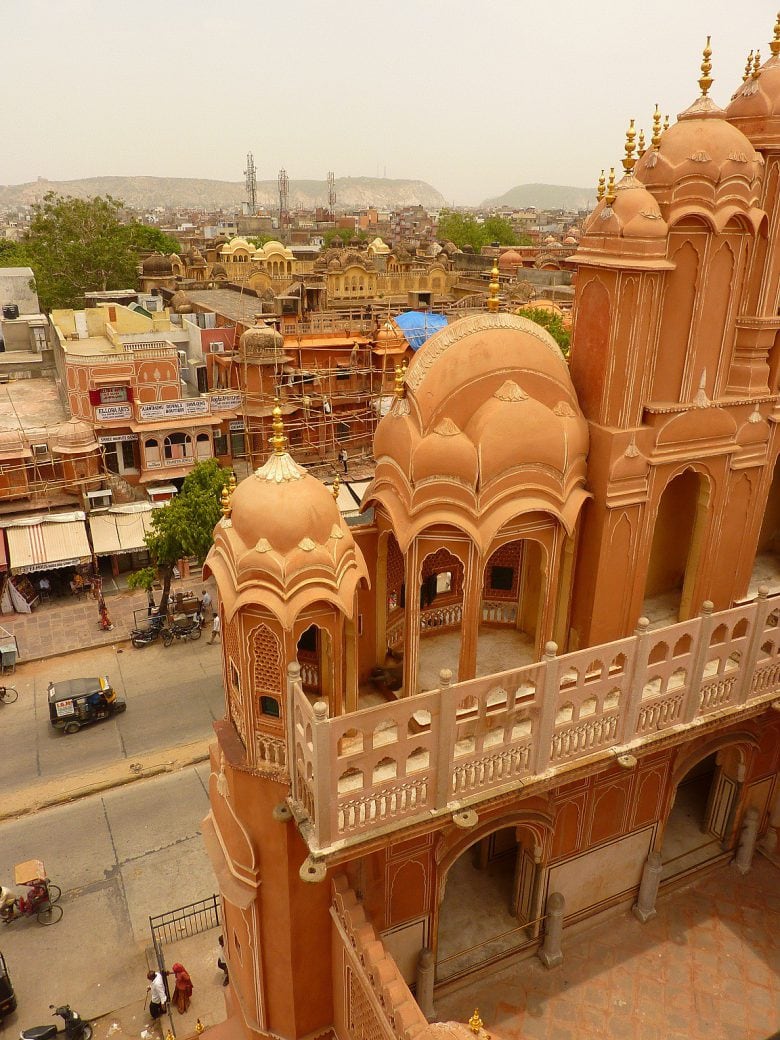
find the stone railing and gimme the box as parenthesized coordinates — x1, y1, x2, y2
(289, 592, 780, 852)
(419, 601, 462, 632)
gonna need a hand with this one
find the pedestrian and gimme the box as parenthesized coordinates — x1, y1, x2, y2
(200, 588, 212, 622)
(338, 447, 348, 474)
(217, 935, 229, 986)
(171, 962, 193, 1014)
(147, 588, 156, 617)
(209, 613, 221, 644)
(146, 969, 167, 1019)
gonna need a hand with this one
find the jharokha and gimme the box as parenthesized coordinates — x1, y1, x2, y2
(202, 24, 780, 1040)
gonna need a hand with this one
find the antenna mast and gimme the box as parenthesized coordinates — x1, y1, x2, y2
(327, 171, 336, 218)
(278, 168, 289, 233)
(244, 152, 257, 215)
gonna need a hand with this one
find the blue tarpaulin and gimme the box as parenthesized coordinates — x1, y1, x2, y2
(393, 310, 448, 351)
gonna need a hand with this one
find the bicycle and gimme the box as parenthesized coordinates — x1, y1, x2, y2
(0, 687, 18, 705)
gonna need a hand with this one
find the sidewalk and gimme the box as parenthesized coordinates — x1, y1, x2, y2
(0, 573, 216, 662)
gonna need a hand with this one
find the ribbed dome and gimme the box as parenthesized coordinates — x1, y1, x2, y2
(51, 418, 99, 454)
(498, 249, 523, 268)
(142, 253, 173, 275)
(170, 291, 194, 314)
(0, 428, 26, 453)
(727, 49, 780, 147)
(239, 315, 284, 359)
(412, 419, 479, 485)
(584, 177, 668, 241)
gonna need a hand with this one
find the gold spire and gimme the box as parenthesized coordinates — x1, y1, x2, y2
(487, 257, 500, 313)
(699, 36, 713, 97)
(269, 399, 288, 455)
(468, 1010, 484, 1035)
(753, 49, 762, 78)
(638, 128, 646, 154)
(228, 470, 237, 496)
(663, 113, 670, 131)
(772, 13, 780, 57)
(394, 362, 406, 399)
(621, 119, 637, 174)
(220, 483, 231, 518)
(605, 167, 617, 206)
(596, 169, 605, 201)
(331, 472, 340, 499)
(744, 49, 755, 80)
(651, 105, 662, 149)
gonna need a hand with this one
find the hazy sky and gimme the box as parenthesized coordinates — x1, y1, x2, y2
(3, 1, 776, 205)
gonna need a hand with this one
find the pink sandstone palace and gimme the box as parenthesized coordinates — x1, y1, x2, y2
(201, 23, 780, 1040)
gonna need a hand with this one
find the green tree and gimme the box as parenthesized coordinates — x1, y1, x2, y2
(323, 228, 366, 248)
(0, 193, 181, 310)
(516, 306, 571, 355)
(142, 460, 231, 613)
(437, 211, 532, 251)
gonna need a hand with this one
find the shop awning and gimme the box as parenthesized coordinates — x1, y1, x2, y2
(89, 506, 159, 556)
(3, 512, 91, 573)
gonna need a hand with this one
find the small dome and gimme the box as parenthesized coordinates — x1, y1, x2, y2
(412, 419, 478, 486)
(348, 237, 363, 248)
(210, 263, 228, 278)
(328, 257, 342, 271)
(170, 290, 195, 314)
(51, 417, 99, 454)
(0, 427, 26, 454)
(239, 315, 284, 358)
(142, 253, 173, 275)
(727, 48, 780, 147)
(498, 249, 523, 268)
(187, 247, 206, 267)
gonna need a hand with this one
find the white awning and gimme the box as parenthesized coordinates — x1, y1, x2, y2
(89, 506, 158, 556)
(4, 513, 91, 573)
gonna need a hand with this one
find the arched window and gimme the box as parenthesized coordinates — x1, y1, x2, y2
(196, 432, 211, 460)
(144, 438, 160, 464)
(164, 432, 193, 462)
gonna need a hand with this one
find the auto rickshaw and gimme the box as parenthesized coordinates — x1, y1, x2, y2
(0, 949, 16, 1018)
(47, 676, 126, 735)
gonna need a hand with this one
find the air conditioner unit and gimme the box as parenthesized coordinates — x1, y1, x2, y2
(211, 341, 225, 354)
(177, 350, 189, 371)
(86, 488, 113, 510)
(32, 442, 49, 457)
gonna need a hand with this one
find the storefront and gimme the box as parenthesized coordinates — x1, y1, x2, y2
(88, 504, 158, 576)
(1, 512, 93, 612)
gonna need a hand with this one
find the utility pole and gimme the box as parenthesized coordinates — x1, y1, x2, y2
(244, 152, 257, 215)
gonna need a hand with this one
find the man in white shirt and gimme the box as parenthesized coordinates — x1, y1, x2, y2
(146, 969, 167, 1019)
(210, 613, 221, 644)
(200, 588, 212, 621)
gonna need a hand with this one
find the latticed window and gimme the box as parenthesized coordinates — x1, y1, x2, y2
(253, 624, 283, 725)
(224, 618, 246, 748)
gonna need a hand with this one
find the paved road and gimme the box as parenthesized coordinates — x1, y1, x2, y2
(0, 634, 224, 805)
(0, 766, 223, 1036)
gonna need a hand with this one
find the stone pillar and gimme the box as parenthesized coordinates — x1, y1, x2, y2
(457, 542, 482, 683)
(632, 851, 663, 922)
(734, 807, 760, 875)
(402, 540, 421, 697)
(537, 891, 565, 969)
(760, 786, 780, 854)
(416, 948, 435, 1020)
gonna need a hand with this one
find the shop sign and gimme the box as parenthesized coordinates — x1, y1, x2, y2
(95, 404, 133, 422)
(98, 434, 138, 444)
(89, 386, 133, 405)
(55, 699, 76, 718)
(229, 421, 245, 432)
(137, 399, 210, 420)
(211, 393, 242, 411)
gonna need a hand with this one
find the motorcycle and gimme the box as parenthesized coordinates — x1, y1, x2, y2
(131, 613, 166, 649)
(21, 1004, 92, 1040)
(163, 616, 202, 646)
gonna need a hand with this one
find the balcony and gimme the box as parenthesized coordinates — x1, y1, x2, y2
(288, 591, 780, 856)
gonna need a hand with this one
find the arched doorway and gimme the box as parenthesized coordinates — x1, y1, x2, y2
(643, 470, 710, 625)
(296, 624, 334, 706)
(436, 825, 544, 983)
(416, 548, 465, 691)
(478, 539, 543, 674)
(661, 748, 742, 880)
(750, 456, 780, 592)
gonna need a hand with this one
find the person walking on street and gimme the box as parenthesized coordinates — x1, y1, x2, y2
(200, 588, 212, 622)
(146, 969, 168, 1019)
(338, 447, 348, 474)
(171, 962, 193, 1014)
(210, 613, 221, 644)
(217, 934, 229, 986)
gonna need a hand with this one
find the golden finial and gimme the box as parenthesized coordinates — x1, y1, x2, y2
(270, 398, 287, 455)
(394, 362, 406, 399)
(638, 128, 646, 154)
(596, 169, 605, 201)
(487, 258, 500, 313)
(195, 1021, 205, 1036)
(605, 167, 617, 207)
(663, 113, 670, 131)
(165, 1031, 175, 1040)
(744, 49, 755, 81)
(621, 119, 637, 174)
(220, 484, 231, 518)
(753, 49, 762, 78)
(331, 472, 340, 499)
(468, 1010, 484, 1034)
(772, 13, 780, 57)
(651, 105, 662, 149)
(699, 35, 713, 97)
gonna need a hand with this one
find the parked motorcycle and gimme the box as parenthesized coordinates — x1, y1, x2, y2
(20, 1004, 92, 1040)
(131, 614, 166, 649)
(163, 617, 202, 646)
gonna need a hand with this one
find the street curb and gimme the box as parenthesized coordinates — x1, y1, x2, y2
(17, 633, 133, 664)
(0, 739, 214, 821)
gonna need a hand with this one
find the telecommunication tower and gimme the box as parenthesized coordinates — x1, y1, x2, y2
(244, 152, 257, 215)
(327, 171, 336, 217)
(278, 168, 289, 231)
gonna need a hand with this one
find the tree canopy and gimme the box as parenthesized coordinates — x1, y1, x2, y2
(323, 228, 367, 248)
(0, 193, 181, 310)
(436, 211, 531, 251)
(516, 305, 571, 355)
(140, 460, 231, 612)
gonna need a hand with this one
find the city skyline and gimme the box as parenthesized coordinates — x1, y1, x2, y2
(3, 0, 772, 205)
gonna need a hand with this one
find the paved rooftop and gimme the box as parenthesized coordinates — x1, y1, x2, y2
(0, 375, 67, 433)
(435, 857, 780, 1040)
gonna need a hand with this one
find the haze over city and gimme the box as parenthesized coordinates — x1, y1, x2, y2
(3, 0, 766, 204)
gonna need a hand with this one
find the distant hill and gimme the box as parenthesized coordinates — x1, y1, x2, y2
(482, 183, 595, 211)
(0, 175, 446, 212)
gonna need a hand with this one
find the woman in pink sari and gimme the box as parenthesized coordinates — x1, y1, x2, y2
(171, 963, 193, 1014)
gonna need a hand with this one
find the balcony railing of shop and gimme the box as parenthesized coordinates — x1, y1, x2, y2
(289, 589, 780, 853)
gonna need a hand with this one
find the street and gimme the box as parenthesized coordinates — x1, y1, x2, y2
(0, 766, 221, 1037)
(0, 635, 224, 811)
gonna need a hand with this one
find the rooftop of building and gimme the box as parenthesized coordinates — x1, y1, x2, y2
(177, 288, 271, 327)
(0, 374, 67, 433)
